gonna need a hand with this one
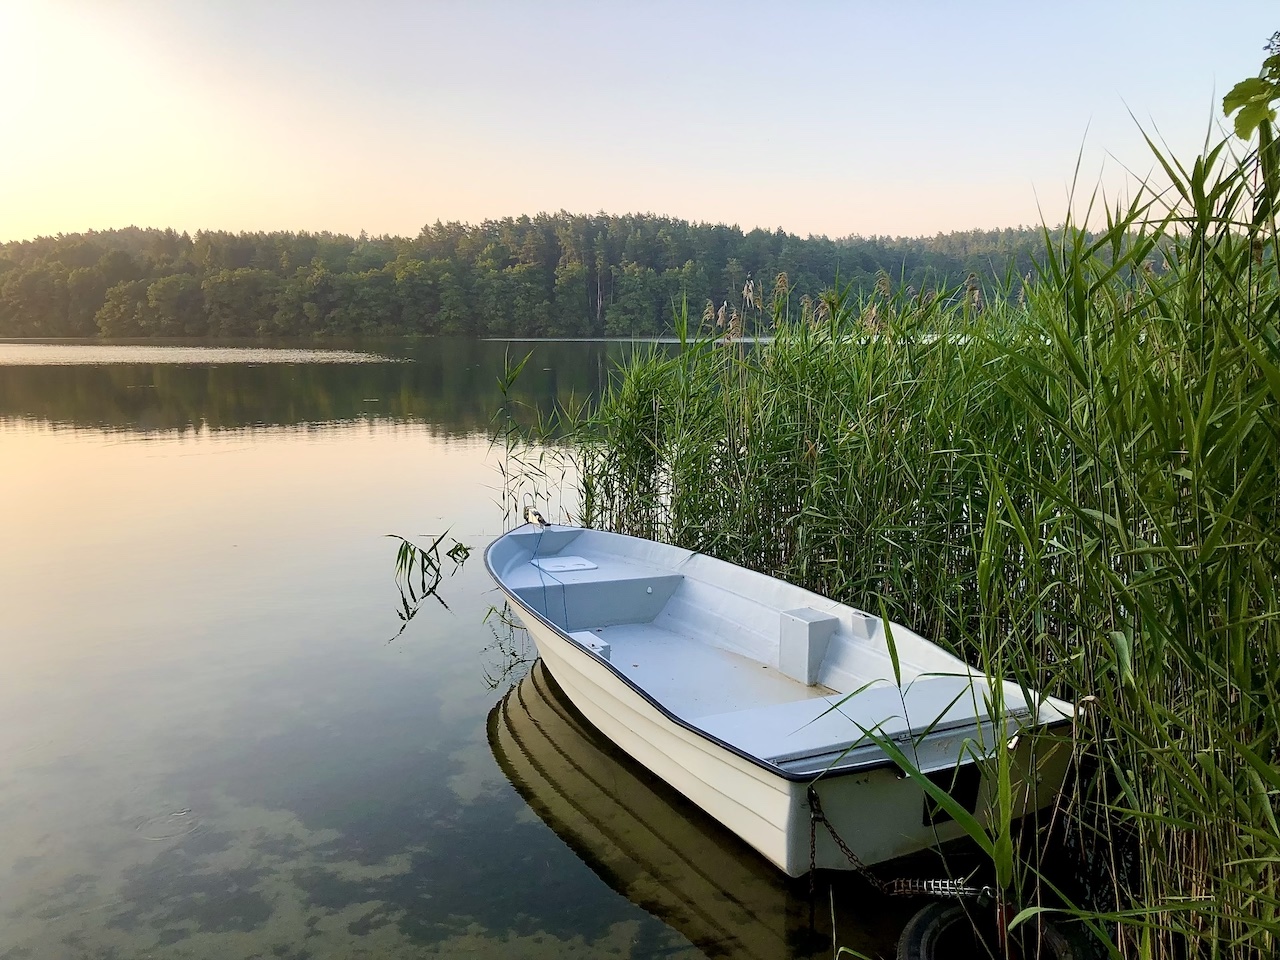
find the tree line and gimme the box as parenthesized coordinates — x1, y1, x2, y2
(0, 214, 1049, 339)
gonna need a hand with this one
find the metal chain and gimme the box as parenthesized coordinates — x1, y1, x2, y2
(807, 785, 992, 903)
(807, 785, 889, 894)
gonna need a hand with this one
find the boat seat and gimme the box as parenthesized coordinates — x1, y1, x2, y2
(692, 675, 1010, 765)
(779, 607, 839, 685)
(511, 555, 684, 630)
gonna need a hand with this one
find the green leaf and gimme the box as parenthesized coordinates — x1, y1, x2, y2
(1233, 99, 1278, 140)
(879, 600, 902, 686)
(1111, 630, 1135, 688)
(860, 729, 993, 858)
(1223, 77, 1273, 115)
(498, 351, 534, 394)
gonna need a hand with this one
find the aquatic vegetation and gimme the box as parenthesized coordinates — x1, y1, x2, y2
(552, 129, 1280, 958)
(387, 531, 471, 639)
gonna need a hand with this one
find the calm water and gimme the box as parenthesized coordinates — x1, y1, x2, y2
(0, 339, 910, 960)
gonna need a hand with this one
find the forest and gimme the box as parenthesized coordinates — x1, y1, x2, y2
(0, 214, 1047, 339)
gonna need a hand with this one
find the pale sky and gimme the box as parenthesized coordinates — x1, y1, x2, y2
(0, 0, 1275, 243)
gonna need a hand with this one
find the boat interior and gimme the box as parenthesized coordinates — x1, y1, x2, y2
(490, 525, 1058, 774)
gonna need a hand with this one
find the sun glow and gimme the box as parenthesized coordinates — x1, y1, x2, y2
(0, 2, 1275, 241)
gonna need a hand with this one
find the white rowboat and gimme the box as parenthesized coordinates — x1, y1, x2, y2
(485, 523, 1072, 877)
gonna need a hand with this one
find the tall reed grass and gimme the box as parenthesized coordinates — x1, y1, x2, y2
(549, 134, 1280, 958)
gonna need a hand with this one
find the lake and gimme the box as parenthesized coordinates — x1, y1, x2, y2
(0, 339, 912, 960)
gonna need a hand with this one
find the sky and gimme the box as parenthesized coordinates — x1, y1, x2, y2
(0, 0, 1275, 243)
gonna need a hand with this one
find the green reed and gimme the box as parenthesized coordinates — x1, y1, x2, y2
(546, 135, 1280, 957)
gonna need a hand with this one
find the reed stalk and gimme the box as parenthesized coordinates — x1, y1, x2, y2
(548, 132, 1280, 958)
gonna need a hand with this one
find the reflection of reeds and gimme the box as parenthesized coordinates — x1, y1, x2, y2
(481, 602, 534, 691)
(387, 531, 471, 640)
(557, 134, 1280, 958)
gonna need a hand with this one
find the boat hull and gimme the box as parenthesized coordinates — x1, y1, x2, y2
(489, 662, 858, 959)
(514, 601, 1069, 876)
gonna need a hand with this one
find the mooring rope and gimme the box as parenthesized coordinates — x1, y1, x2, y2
(527, 513, 571, 632)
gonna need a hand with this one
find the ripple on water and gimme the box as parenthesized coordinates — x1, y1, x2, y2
(135, 807, 200, 841)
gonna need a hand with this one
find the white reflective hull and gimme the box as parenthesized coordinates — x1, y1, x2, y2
(516, 604, 1068, 876)
(487, 524, 1072, 877)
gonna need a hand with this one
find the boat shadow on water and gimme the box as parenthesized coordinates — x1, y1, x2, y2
(488, 661, 920, 959)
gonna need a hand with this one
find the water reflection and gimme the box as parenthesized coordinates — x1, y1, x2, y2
(2, 340, 917, 959)
(0, 352, 697, 960)
(480, 603, 537, 691)
(0, 338, 659, 435)
(388, 531, 473, 639)
(489, 662, 913, 960)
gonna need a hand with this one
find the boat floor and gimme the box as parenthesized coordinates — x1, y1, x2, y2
(571, 621, 837, 721)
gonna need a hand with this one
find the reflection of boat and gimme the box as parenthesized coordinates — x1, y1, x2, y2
(485, 524, 1073, 877)
(489, 662, 905, 960)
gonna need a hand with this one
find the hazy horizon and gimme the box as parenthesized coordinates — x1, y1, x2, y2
(2, 210, 1067, 247)
(2, 1, 1275, 244)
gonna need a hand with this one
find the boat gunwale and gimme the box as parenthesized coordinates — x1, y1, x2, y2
(484, 527, 1072, 785)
